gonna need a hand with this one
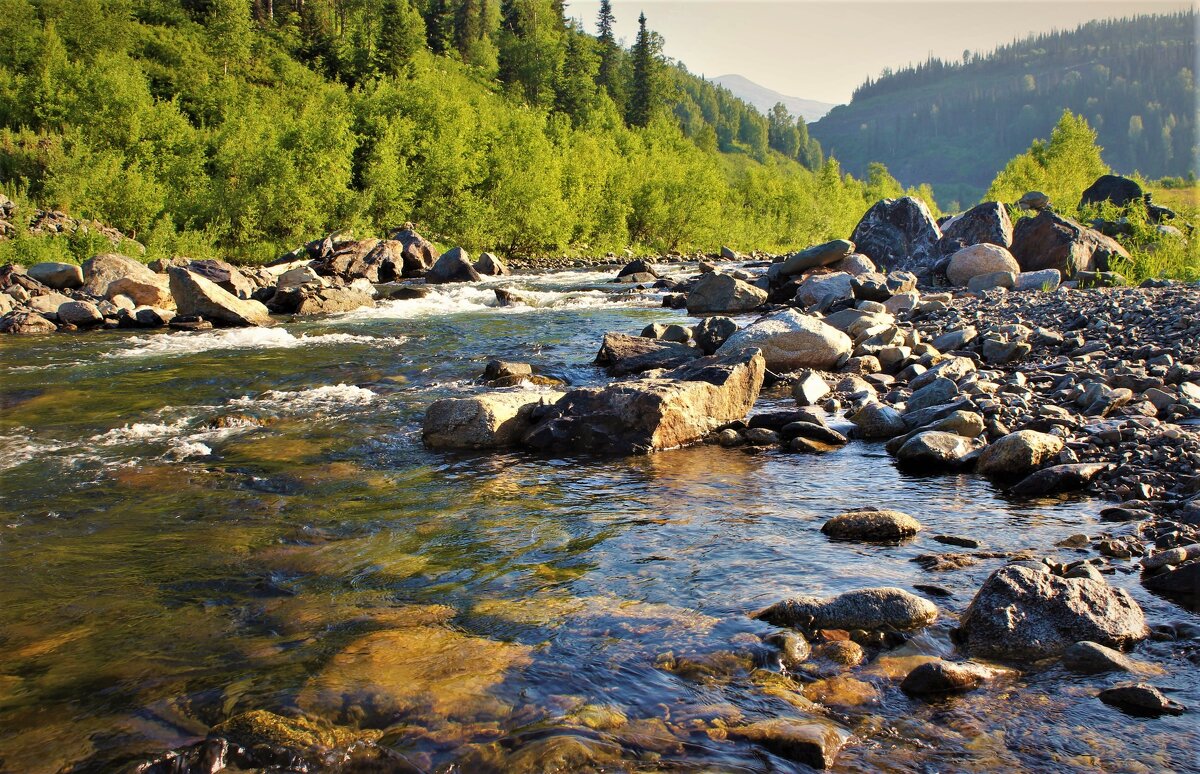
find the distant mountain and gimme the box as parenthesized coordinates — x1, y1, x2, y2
(809, 12, 1197, 208)
(713, 74, 837, 121)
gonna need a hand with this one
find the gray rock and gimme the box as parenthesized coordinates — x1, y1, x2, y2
(947, 244, 1019, 287)
(777, 239, 855, 277)
(977, 430, 1064, 477)
(187, 259, 256, 299)
(1009, 463, 1108, 496)
(764, 630, 811, 670)
(27, 262, 83, 290)
(1010, 211, 1130, 276)
(426, 247, 481, 284)
(896, 431, 980, 469)
(1014, 269, 1062, 292)
(794, 272, 854, 307)
(718, 309, 851, 372)
(757, 587, 938, 632)
(168, 267, 273, 327)
(848, 401, 906, 439)
(967, 271, 1016, 292)
(959, 565, 1149, 659)
(694, 316, 737, 354)
(81, 253, 159, 298)
(939, 201, 1013, 251)
(686, 273, 767, 314)
(55, 300, 104, 327)
(474, 252, 508, 276)
(0, 311, 57, 334)
(1063, 641, 1141, 674)
(1142, 560, 1200, 594)
(595, 331, 700, 376)
(905, 377, 959, 413)
(792, 370, 831, 406)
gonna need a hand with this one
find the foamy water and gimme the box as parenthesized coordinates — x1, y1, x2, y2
(227, 384, 377, 412)
(106, 328, 403, 359)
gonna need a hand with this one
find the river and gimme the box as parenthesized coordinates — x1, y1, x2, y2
(0, 266, 1196, 772)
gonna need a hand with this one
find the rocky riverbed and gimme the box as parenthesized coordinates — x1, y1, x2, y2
(1, 187, 1198, 773)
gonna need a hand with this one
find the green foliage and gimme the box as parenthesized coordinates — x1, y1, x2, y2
(627, 12, 662, 128)
(986, 111, 1109, 208)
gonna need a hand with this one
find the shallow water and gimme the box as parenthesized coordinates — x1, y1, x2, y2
(0, 267, 1196, 773)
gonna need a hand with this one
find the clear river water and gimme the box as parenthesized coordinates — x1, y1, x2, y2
(0, 267, 1196, 772)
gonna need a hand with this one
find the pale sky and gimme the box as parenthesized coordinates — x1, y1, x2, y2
(569, 0, 1195, 105)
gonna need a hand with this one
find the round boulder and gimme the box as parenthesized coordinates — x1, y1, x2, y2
(821, 508, 921, 541)
(946, 243, 1020, 287)
(976, 430, 1063, 477)
(718, 309, 851, 372)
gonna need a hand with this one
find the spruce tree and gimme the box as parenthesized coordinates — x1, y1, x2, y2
(377, 0, 427, 76)
(423, 0, 455, 55)
(595, 0, 622, 104)
(627, 12, 660, 127)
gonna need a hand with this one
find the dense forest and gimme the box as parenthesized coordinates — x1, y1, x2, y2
(810, 12, 1197, 209)
(0, 0, 863, 263)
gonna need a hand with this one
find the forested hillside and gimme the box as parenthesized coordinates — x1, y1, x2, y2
(0, 0, 878, 264)
(810, 12, 1197, 208)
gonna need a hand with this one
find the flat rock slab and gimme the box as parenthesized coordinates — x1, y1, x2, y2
(423, 390, 565, 449)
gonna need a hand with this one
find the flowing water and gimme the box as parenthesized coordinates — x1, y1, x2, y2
(0, 267, 1196, 773)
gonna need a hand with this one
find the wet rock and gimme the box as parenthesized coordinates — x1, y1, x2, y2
(757, 587, 938, 632)
(896, 431, 981, 469)
(523, 350, 765, 455)
(813, 640, 865, 668)
(764, 630, 811, 669)
(900, 659, 994, 696)
(133, 305, 176, 328)
(745, 427, 779, 446)
(426, 247, 481, 284)
(26, 261, 83, 290)
(617, 259, 659, 278)
(1009, 463, 1108, 496)
(777, 239, 856, 277)
(792, 370, 831, 406)
(958, 565, 1149, 659)
(55, 300, 103, 327)
(0, 310, 57, 334)
(595, 331, 700, 376)
(946, 243, 1020, 287)
(291, 286, 375, 315)
(781, 421, 846, 446)
(210, 709, 369, 753)
(976, 430, 1064, 477)
(168, 267, 273, 327)
(850, 197, 942, 272)
(1098, 683, 1186, 717)
(1063, 641, 1142, 674)
(718, 309, 851, 371)
(693, 315, 738, 354)
(423, 389, 565, 449)
(848, 401, 906, 439)
(474, 252, 508, 276)
(1010, 211, 1130, 276)
(939, 201, 1013, 251)
(821, 508, 922, 541)
(1142, 560, 1200, 595)
(727, 718, 850, 769)
(686, 272, 767, 314)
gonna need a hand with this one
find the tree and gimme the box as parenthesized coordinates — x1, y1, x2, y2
(377, 0, 426, 76)
(497, 0, 565, 107)
(554, 27, 600, 127)
(627, 12, 661, 128)
(423, 0, 455, 55)
(209, 0, 252, 76)
(595, 0, 622, 105)
(986, 110, 1109, 208)
(768, 102, 800, 158)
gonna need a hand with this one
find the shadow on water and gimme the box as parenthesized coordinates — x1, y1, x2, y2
(0, 268, 1196, 772)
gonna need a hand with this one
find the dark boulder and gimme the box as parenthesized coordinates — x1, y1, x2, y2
(1080, 175, 1144, 209)
(1010, 211, 1130, 277)
(426, 247, 481, 284)
(617, 259, 658, 278)
(594, 332, 700, 376)
(938, 201, 1013, 253)
(776, 239, 855, 278)
(850, 197, 942, 273)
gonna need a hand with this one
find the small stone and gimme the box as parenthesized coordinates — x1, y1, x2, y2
(822, 508, 922, 541)
(900, 659, 993, 696)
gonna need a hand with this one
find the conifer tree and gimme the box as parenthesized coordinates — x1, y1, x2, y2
(595, 0, 623, 106)
(554, 26, 600, 126)
(377, 0, 426, 76)
(423, 0, 455, 55)
(627, 12, 660, 127)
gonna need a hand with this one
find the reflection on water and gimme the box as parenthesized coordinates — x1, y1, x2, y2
(0, 268, 1196, 772)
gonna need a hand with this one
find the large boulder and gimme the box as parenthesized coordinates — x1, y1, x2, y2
(1009, 211, 1130, 276)
(686, 273, 767, 314)
(426, 247, 481, 284)
(168, 267, 273, 327)
(475, 252, 508, 276)
(718, 309, 851, 371)
(324, 239, 403, 283)
(56, 300, 104, 327)
(850, 197, 942, 273)
(896, 431, 981, 470)
(291, 287, 375, 316)
(106, 273, 174, 308)
(757, 587, 938, 632)
(776, 239, 855, 277)
(958, 565, 1149, 660)
(387, 227, 439, 277)
(523, 350, 765, 455)
(1080, 175, 1143, 209)
(27, 262, 84, 290)
(81, 253, 162, 298)
(423, 390, 565, 449)
(0, 310, 57, 334)
(946, 244, 1020, 287)
(595, 332, 700, 376)
(976, 430, 1063, 477)
(186, 259, 257, 299)
(939, 201, 1013, 251)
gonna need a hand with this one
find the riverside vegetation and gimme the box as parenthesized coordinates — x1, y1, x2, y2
(1, 2, 1199, 773)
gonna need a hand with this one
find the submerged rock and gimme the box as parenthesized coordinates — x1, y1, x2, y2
(757, 587, 937, 632)
(423, 390, 565, 449)
(900, 659, 994, 696)
(1098, 683, 1186, 717)
(523, 350, 765, 455)
(958, 565, 1149, 660)
(727, 718, 850, 769)
(1063, 641, 1143, 674)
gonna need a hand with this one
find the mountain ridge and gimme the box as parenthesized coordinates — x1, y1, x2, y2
(712, 74, 837, 122)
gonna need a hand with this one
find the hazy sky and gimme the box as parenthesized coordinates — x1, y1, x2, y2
(569, 0, 1194, 105)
